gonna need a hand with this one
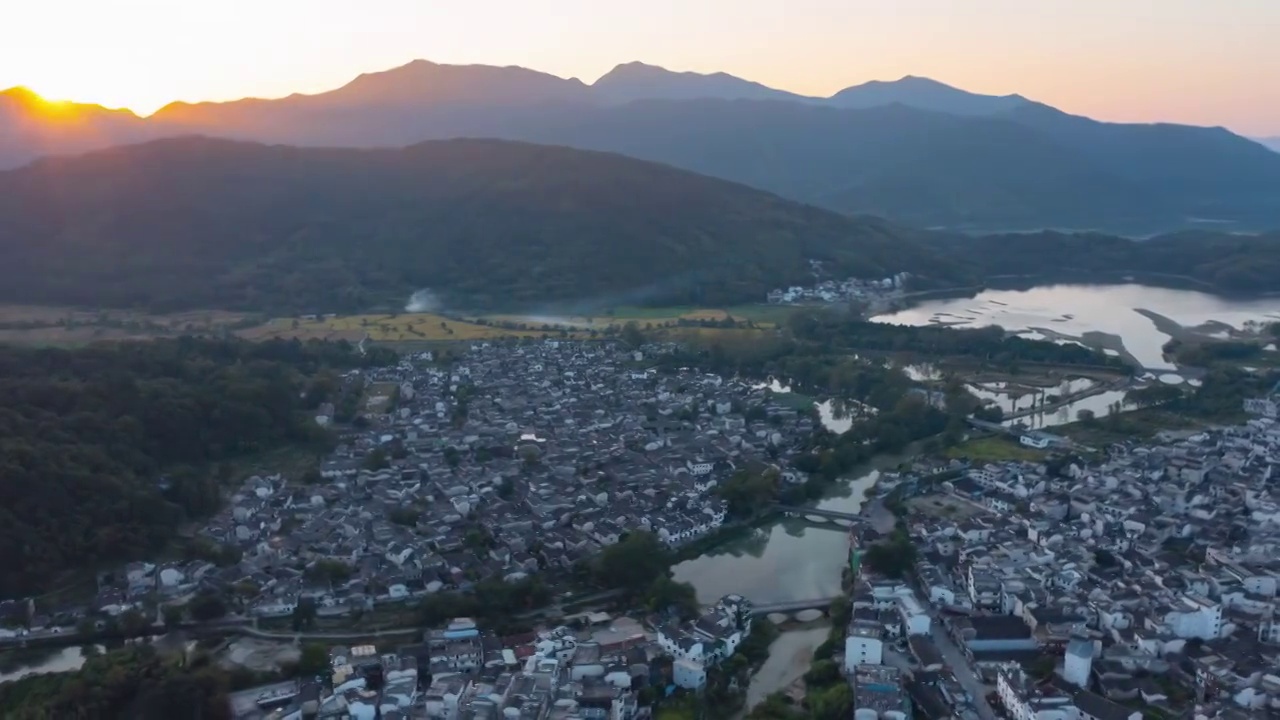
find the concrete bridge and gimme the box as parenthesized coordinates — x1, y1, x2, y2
(774, 505, 862, 524)
(748, 596, 843, 618)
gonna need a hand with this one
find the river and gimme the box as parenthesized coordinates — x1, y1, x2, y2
(742, 625, 830, 709)
(672, 452, 907, 709)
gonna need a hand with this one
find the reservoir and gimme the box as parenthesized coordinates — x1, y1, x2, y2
(871, 283, 1280, 370)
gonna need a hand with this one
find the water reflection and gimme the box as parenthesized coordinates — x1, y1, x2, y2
(873, 284, 1280, 370)
(672, 471, 879, 604)
(0, 646, 99, 684)
(963, 377, 1133, 429)
(757, 378, 870, 435)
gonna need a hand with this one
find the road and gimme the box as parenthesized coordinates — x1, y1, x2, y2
(930, 618, 997, 720)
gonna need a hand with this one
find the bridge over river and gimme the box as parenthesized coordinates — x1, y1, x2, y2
(773, 504, 862, 524)
(747, 596, 843, 618)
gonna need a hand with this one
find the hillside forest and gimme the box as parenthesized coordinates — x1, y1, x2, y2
(0, 337, 392, 598)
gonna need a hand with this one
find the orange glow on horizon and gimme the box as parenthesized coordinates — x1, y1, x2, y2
(4, 85, 142, 118)
(2, 0, 1277, 134)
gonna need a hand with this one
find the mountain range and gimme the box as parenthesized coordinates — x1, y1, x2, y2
(4, 59, 1280, 233)
(0, 137, 965, 313)
(5, 136, 1279, 317)
(1258, 137, 1280, 153)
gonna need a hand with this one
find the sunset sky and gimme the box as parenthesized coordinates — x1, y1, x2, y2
(4, 0, 1278, 135)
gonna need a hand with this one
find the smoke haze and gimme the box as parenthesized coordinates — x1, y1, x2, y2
(405, 288, 442, 312)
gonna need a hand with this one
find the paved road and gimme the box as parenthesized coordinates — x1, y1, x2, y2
(930, 619, 997, 720)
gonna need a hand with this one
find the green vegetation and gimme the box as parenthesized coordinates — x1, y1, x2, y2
(415, 577, 552, 635)
(0, 645, 235, 719)
(946, 436, 1048, 463)
(1163, 337, 1277, 368)
(0, 137, 966, 314)
(745, 601, 856, 719)
(933, 230, 1280, 295)
(786, 311, 1131, 371)
(1060, 367, 1269, 445)
(0, 336, 386, 597)
(862, 527, 919, 579)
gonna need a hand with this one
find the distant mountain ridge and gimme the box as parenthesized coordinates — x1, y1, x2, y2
(828, 75, 1029, 115)
(1258, 137, 1280, 153)
(4, 59, 1279, 233)
(0, 87, 149, 169)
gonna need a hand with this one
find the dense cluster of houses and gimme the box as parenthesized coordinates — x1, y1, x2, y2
(655, 594, 754, 691)
(858, 418, 1280, 720)
(241, 614, 657, 719)
(766, 271, 909, 306)
(92, 341, 821, 624)
(230, 596, 761, 718)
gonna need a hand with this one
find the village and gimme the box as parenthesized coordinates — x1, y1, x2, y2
(7, 341, 818, 638)
(765, 269, 911, 310)
(214, 408, 1280, 720)
(853, 406, 1280, 720)
(5, 338, 1280, 720)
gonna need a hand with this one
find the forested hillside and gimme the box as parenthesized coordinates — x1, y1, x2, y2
(0, 337, 388, 597)
(931, 230, 1280, 293)
(0, 137, 961, 314)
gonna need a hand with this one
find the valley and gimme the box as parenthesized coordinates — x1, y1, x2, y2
(3, 8, 1280, 720)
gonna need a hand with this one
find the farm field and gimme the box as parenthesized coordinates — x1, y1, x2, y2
(944, 435, 1049, 463)
(243, 313, 595, 342)
(0, 305, 257, 346)
(243, 306, 788, 343)
(486, 304, 796, 328)
(0, 304, 788, 346)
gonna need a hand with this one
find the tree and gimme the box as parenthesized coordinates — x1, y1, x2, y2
(306, 559, 354, 584)
(862, 534, 918, 578)
(646, 576, 700, 620)
(189, 593, 228, 622)
(1029, 654, 1057, 680)
(497, 476, 516, 500)
(296, 643, 331, 678)
(620, 321, 646, 349)
(717, 468, 780, 517)
(808, 682, 853, 720)
(291, 598, 318, 631)
(161, 604, 185, 628)
(1076, 408, 1096, 424)
(443, 446, 461, 468)
(803, 659, 841, 687)
(363, 447, 390, 471)
(118, 608, 152, 637)
(595, 532, 672, 593)
(389, 507, 420, 527)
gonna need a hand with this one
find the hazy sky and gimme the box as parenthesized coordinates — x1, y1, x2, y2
(4, 0, 1278, 135)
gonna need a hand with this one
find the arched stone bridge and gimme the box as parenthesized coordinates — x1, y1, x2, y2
(748, 596, 843, 621)
(774, 504, 862, 526)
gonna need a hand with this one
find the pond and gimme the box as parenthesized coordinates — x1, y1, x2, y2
(0, 646, 99, 684)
